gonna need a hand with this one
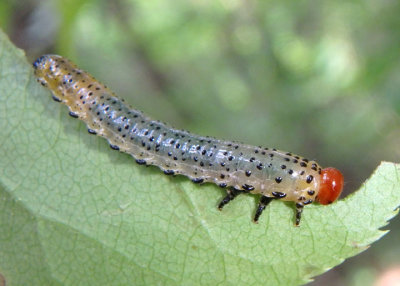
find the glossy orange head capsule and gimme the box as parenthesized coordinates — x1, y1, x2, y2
(317, 167, 344, 205)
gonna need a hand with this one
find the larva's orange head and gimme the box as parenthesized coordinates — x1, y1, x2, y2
(316, 167, 344, 205)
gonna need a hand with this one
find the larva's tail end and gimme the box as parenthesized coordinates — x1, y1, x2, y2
(33, 55, 48, 70)
(316, 167, 344, 205)
(32, 55, 70, 93)
(33, 55, 60, 72)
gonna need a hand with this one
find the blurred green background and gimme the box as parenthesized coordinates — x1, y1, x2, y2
(2, 0, 400, 285)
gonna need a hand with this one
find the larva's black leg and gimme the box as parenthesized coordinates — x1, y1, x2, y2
(253, 196, 273, 223)
(218, 188, 242, 210)
(87, 128, 97, 135)
(52, 95, 62, 102)
(295, 203, 304, 226)
(69, 111, 79, 118)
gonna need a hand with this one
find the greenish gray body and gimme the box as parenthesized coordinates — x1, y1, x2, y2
(33, 54, 322, 211)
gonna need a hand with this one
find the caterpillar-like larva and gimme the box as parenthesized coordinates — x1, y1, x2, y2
(33, 55, 344, 226)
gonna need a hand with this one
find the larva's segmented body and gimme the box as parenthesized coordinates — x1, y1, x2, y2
(33, 55, 344, 225)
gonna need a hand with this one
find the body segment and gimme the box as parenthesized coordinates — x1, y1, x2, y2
(33, 55, 344, 225)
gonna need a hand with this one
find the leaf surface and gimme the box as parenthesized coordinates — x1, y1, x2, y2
(0, 29, 399, 286)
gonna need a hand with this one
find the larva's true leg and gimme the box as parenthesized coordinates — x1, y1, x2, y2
(295, 203, 304, 226)
(218, 188, 242, 210)
(253, 196, 273, 223)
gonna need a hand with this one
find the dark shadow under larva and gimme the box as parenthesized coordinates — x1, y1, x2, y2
(33, 54, 344, 226)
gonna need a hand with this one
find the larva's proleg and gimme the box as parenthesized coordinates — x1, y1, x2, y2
(33, 55, 344, 226)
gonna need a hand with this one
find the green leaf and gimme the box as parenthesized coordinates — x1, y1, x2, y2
(1, 29, 399, 286)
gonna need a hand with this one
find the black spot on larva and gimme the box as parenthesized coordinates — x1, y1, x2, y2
(220, 162, 226, 167)
(219, 183, 227, 188)
(293, 159, 298, 163)
(256, 163, 263, 170)
(223, 151, 228, 155)
(87, 129, 97, 135)
(281, 164, 286, 169)
(226, 168, 230, 172)
(242, 184, 254, 191)
(311, 163, 318, 171)
(202, 150, 206, 155)
(269, 153, 274, 158)
(254, 150, 259, 154)
(300, 171, 305, 175)
(275, 177, 282, 183)
(69, 111, 78, 118)
(136, 159, 146, 165)
(228, 156, 234, 161)
(288, 169, 294, 175)
(300, 162, 307, 167)
(176, 143, 181, 149)
(168, 152, 172, 156)
(118, 127, 122, 132)
(298, 196, 306, 201)
(286, 152, 292, 156)
(164, 170, 175, 175)
(302, 158, 309, 163)
(200, 162, 204, 167)
(245, 170, 251, 177)
(110, 144, 120, 151)
(193, 156, 198, 162)
(306, 175, 314, 183)
(284, 157, 290, 162)
(303, 199, 312, 205)
(192, 178, 204, 184)
(220, 174, 225, 179)
(308, 190, 315, 196)
(250, 157, 255, 162)
(173, 156, 178, 160)
(149, 136, 154, 142)
(272, 192, 287, 198)
(272, 148, 277, 151)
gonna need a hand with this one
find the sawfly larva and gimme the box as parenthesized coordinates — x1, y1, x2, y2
(33, 55, 344, 226)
